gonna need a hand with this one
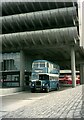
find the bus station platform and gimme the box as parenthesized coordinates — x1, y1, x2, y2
(0, 86, 31, 96)
(2, 85, 84, 119)
(0, 87, 22, 96)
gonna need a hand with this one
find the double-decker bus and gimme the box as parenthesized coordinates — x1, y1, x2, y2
(30, 60, 60, 92)
(59, 70, 80, 86)
(31, 73, 59, 92)
(31, 60, 59, 81)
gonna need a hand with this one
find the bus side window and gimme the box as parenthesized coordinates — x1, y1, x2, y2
(47, 63, 49, 67)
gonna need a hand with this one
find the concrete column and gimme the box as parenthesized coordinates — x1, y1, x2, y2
(25, 55, 33, 72)
(80, 64, 84, 84)
(24, 55, 33, 85)
(71, 47, 76, 88)
(78, 1, 84, 48)
(20, 50, 25, 89)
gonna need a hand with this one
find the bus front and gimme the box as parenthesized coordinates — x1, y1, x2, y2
(31, 74, 50, 92)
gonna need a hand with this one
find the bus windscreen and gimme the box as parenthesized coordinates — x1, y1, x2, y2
(39, 75, 49, 80)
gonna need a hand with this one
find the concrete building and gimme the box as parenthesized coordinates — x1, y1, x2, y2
(0, 1, 84, 89)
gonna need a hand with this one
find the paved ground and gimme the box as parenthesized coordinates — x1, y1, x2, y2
(1, 85, 84, 119)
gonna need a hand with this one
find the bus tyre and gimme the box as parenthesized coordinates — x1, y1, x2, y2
(46, 87, 49, 93)
(56, 84, 59, 91)
(31, 89, 35, 93)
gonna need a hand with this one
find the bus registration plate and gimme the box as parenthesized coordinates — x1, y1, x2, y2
(36, 88, 41, 90)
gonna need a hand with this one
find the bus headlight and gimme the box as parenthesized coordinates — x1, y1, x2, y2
(32, 84, 34, 86)
(43, 84, 45, 86)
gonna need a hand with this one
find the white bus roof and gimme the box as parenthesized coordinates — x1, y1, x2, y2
(38, 73, 59, 77)
(60, 70, 80, 73)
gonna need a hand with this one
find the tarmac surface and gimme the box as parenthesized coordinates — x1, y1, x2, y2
(1, 85, 84, 119)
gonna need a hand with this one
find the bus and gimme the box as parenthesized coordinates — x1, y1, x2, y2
(59, 70, 80, 86)
(31, 73, 59, 92)
(31, 60, 60, 81)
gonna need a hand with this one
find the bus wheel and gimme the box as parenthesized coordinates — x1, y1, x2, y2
(56, 84, 59, 91)
(46, 87, 49, 93)
(31, 89, 35, 93)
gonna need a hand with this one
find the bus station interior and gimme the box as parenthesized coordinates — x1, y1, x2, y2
(0, 1, 84, 90)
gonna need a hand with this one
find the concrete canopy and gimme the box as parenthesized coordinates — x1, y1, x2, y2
(2, 7, 77, 33)
(1, 27, 78, 48)
(2, 2, 75, 16)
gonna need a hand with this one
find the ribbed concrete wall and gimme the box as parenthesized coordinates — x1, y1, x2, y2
(2, 7, 77, 33)
(1, 2, 79, 52)
(1, 27, 78, 48)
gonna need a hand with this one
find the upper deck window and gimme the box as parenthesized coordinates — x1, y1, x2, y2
(40, 62, 45, 67)
(33, 63, 38, 68)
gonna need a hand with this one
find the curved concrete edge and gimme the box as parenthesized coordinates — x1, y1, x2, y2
(0, 87, 22, 96)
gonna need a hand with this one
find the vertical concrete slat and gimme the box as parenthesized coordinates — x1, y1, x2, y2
(25, 56, 32, 72)
(25, 56, 33, 86)
(80, 64, 83, 84)
(71, 47, 76, 88)
(80, 64, 84, 84)
(20, 50, 25, 89)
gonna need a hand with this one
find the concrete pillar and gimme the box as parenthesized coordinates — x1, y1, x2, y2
(24, 55, 33, 84)
(25, 56, 33, 72)
(78, 1, 84, 48)
(80, 64, 84, 84)
(20, 50, 25, 89)
(71, 47, 76, 88)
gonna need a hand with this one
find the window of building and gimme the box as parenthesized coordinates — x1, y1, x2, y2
(1, 52, 20, 71)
